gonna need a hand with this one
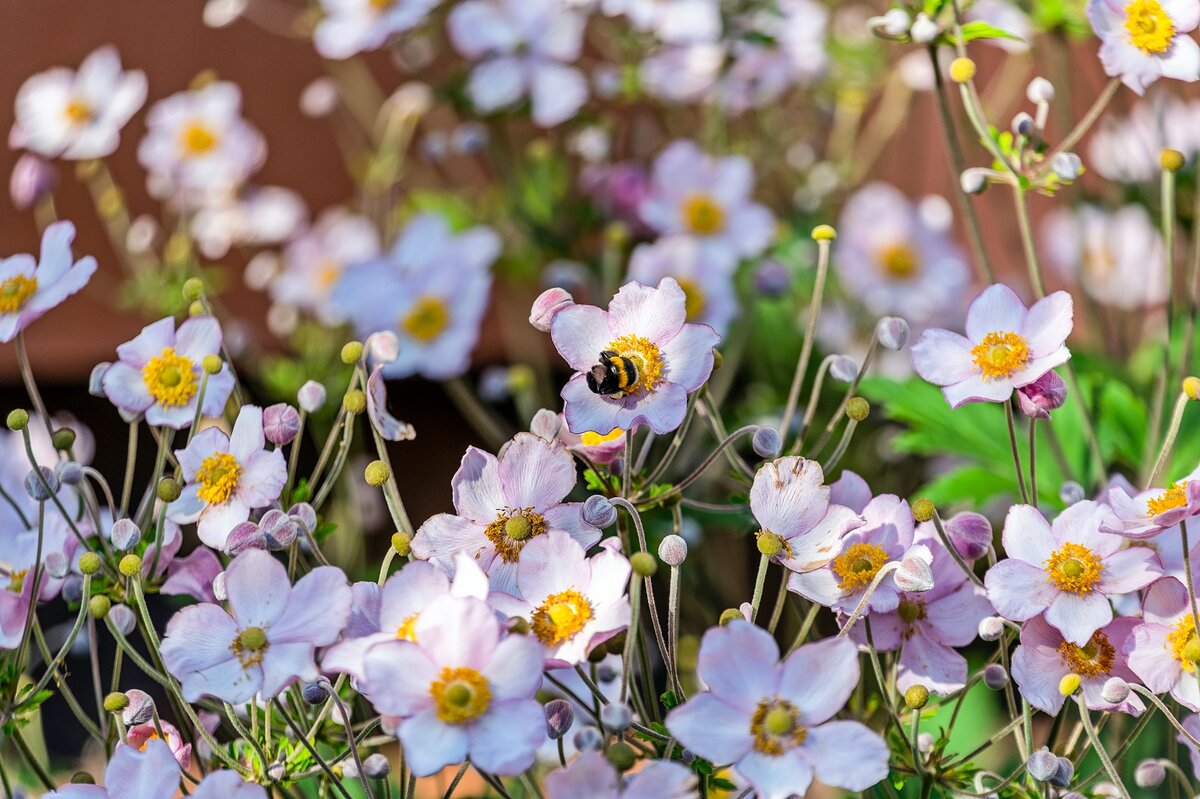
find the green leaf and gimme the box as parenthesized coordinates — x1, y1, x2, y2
(952, 20, 1024, 44)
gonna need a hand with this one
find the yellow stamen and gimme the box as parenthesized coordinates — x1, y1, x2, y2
(580, 428, 623, 447)
(0, 275, 38, 314)
(971, 331, 1031, 381)
(531, 589, 594, 646)
(180, 122, 219, 156)
(401, 296, 450, 343)
(483, 507, 548, 563)
(675, 277, 706, 321)
(1168, 614, 1200, 673)
(681, 194, 725, 235)
(196, 452, 242, 505)
(1147, 481, 1188, 516)
(141, 347, 199, 408)
(230, 625, 268, 667)
(1057, 630, 1115, 678)
(7, 569, 28, 595)
(64, 99, 94, 125)
(1044, 542, 1103, 594)
(878, 243, 919, 280)
(136, 731, 162, 751)
(1124, 0, 1175, 54)
(431, 666, 491, 724)
(396, 613, 419, 642)
(602, 334, 665, 396)
(749, 698, 808, 756)
(831, 542, 890, 591)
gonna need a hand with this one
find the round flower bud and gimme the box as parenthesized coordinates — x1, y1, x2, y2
(978, 616, 1004, 642)
(756, 531, 786, 557)
(182, 278, 205, 301)
(711, 349, 724, 370)
(266, 763, 287, 782)
(391, 531, 412, 556)
(582, 495, 618, 528)
(719, 608, 745, 626)
(108, 605, 136, 635)
(340, 341, 364, 364)
(10, 154, 57, 210)
(949, 57, 976, 83)
(200, 354, 222, 375)
(1050, 152, 1083, 182)
(79, 552, 102, 575)
(111, 519, 142, 552)
(529, 287, 575, 333)
(88, 595, 111, 619)
(894, 557, 934, 593)
(1058, 673, 1081, 696)
(754, 260, 790, 296)
(910, 12, 938, 42)
(982, 664, 1009, 690)
(364, 460, 391, 487)
(944, 512, 992, 562)
(960, 168, 989, 195)
(606, 742, 637, 772)
(362, 754, 390, 779)
(600, 703, 633, 733)
(343, 390, 367, 414)
(1051, 757, 1074, 788)
(25, 466, 59, 501)
(118, 554, 143, 578)
(44, 551, 68, 579)
(6, 409, 28, 431)
(62, 576, 85, 604)
(1100, 676, 1130, 704)
(51, 427, 76, 451)
(573, 725, 604, 752)
(1026, 76, 1055, 104)
(122, 689, 156, 726)
(829, 355, 858, 383)
(157, 477, 182, 502)
(1134, 760, 1166, 789)
(1027, 748, 1060, 782)
(102, 692, 129, 713)
(188, 300, 206, 317)
(1017, 371, 1067, 420)
(297, 380, 327, 413)
(846, 397, 870, 421)
(630, 551, 657, 577)
(911, 498, 935, 523)
(811, 224, 837, 241)
(301, 681, 329, 704)
(1184, 375, 1200, 400)
(752, 427, 782, 459)
(1011, 112, 1034, 138)
(877, 317, 910, 351)
(70, 772, 95, 785)
(263, 403, 302, 446)
(55, 461, 84, 486)
(658, 534, 688, 567)
(1161, 148, 1186, 173)
(917, 732, 934, 754)
(1059, 481, 1085, 505)
(545, 699, 575, 740)
(904, 685, 929, 709)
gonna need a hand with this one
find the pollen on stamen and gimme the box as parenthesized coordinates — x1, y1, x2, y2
(970, 331, 1031, 381)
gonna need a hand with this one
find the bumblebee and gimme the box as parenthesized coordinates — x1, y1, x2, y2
(587, 350, 639, 398)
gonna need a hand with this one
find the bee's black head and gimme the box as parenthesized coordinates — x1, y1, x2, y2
(586, 364, 610, 394)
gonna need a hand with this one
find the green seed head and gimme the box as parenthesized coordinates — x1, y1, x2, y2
(182, 277, 205, 301)
(391, 531, 412, 556)
(7, 409, 29, 431)
(118, 554, 142, 578)
(157, 477, 182, 502)
(78, 552, 102, 575)
(630, 551, 658, 577)
(364, 460, 391, 487)
(51, 428, 76, 450)
(88, 595, 111, 619)
(904, 685, 929, 710)
(340, 341, 364, 365)
(102, 692, 129, 713)
(911, 498, 935, 523)
(343, 390, 367, 414)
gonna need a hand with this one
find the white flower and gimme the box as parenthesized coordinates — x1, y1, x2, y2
(1086, 0, 1200, 94)
(602, 0, 721, 43)
(314, 0, 441, 59)
(1089, 94, 1200, 183)
(10, 46, 146, 160)
(270, 208, 381, 324)
(639, 43, 725, 104)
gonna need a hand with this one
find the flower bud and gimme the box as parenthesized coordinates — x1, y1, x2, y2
(89, 595, 112, 619)
(25, 466, 58, 501)
(1060, 481, 1085, 505)
(1058, 673, 1081, 696)
(1027, 748, 1059, 782)
(61, 575, 85, 603)
(582, 495, 618, 528)
(876, 316, 910, 351)
(364, 460, 391, 487)
(1026, 77, 1055, 104)
(978, 616, 1004, 642)
(122, 689, 156, 726)
(89, 364, 110, 397)
(1051, 757, 1074, 788)
(10, 153, 57, 210)
(263, 403, 301, 446)
(267, 763, 287, 782)
(846, 397, 870, 421)
(944, 512, 992, 562)
(1011, 112, 1034, 137)
(829, 355, 858, 382)
(756, 531, 786, 557)
(1100, 676, 1130, 704)
(754, 260, 790, 296)
(365, 331, 401, 365)
(1017, 371, 1067, 420)
(869, 7, 910, 36)
(959, 168, 989, 195)
(340, 341, 364, 364)
(298, 380, 327, 413)
(52, 427, 76, 451)
(719, 608, 745, 626)
(910, 12, 938, 42)
(630, 551, 657, 577)
(70, 772, 95, 784)
(43, 551, 68, 579)
(1051, 152, 1083, 182)
(111, 519, 142, 552)
(1161, 148, 1186, 173)
(600, 703, 633, 733)
(982, 664, 1008, 690)
(894, 557, 934, 593)
(811, 224, 836, 241)
(752, 427, 782, 458)
(119, 554, 143, 578)
(529, 287, 574, 332)
(1185, 375, 1200, 400)
(658, 534, 688, 567)
(606, 742, 637, 771)
(949, 57, 976, 83)
(188, 300, 205, 317)
(181, 277, 205, 301)
(301, 681, 329, 704)
(545, 699, 575, 739)
(201, 354, 222, 375)
(391, 531, 412, 556)
(1134, 760, 1166, 788)
(573, 725, 604, 752)
(55, 461, 84, 486)
(911, 498, 935, 523)
(108, 604, 136, 635)
(362, 754, 390, 779)
(79, 552, 102, 575)
(904, 685, 929, 709)
(343, 390, 366, 414)
(103, 692, 129, 713)
(6, 409, 28, 431)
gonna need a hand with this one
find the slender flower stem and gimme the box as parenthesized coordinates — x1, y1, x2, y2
(667, 562, 685, 700)
(642, 425, 760, 507)
(1035, 78, 1120, 179)
(780, 237, 832, 446)
(1004, 401, 1029, 504)
(1180, 519, 1200, 655)
(931, 510, 984, 588)
(748, 553, 771, 623)
(321, 679, 375, 799)
(787, 601, 821, 653)
(1076, 698, 1132, 799)
(820, 419, 858, 473)
(1126, 684, 1200, 747)
(796, 354, 838, 446)
(1028, 418, 1038, 503)
(15, 331, 54, 440)
(838, 561, 901, 639)
(803, 334, 878, 457)
(620, 574, 642, 705)
(276, 698, 355, 799)
(1148, 391, 1189, 488)
(120, 421, 139, 517)
(1011, 186, 1045, 300)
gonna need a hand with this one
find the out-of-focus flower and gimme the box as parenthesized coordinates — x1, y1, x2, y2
(101, 316, 235, 428)
(911, 283, 1073, 409)
(836, 183, 969, 324)
(168, 406, 288, 550)
(639, 43, 725, 104)
(530, 408, 626, 465)
(545, 750, 697, 799)
(412, 433, 600, 594)
(602, 0, 721, 43)
(190, 185, 308, 260)
(332, 213, 499, 380)
(161, 549, 350, 703)
(10, 154, 57, 210)
(270, 208, 380, 325)
(985, 502, 1161, 645)
(44, 739, 180, 799)
(965, 0, 1032, 53)
(1089, 96, 1200, 182)
(138, 81, 266, 203)
(640, 140, 775, 266)
(550, 278, 720, 435)
(448, 0, 588, 127)
(1128, 574, 1200, 710)
(0, 220, 95, 343)
(1086, 0, 1200, 94)
(121, 719, 193, 769)
(361, 595, 546, 776)
(490, 532, 631, 666)
(627, 236, 738, 336)
(0, 515, 78, 647)
(314, 0, 441, 59)
(1042, 204, 1168, 310)
(667, 625, 888, 798)
(10, 46, 146, 160)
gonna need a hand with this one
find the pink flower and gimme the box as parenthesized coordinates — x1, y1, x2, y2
(121, 719, 193, 769)
(44, 739, 180, 799)
(0, 221, 96, 343)
(1101, 464, 1200, 539)
(1086, 0, 1200, 95)
(666, 624, 888, 799)
(550, 278, 720, 435)
(530, 408, 626, 465)
(160, 549, 351, 703)
(1012, 615, 1145, 715)
(985, 502, 1161, 645)
(545, 751, 696, 799)
(1127, 576, 1200, 710)
(167, 406, 287, 550)
(361, 595, 546, 776)
(911, 283, 1073, 408)
(490, 531, 631, 667)
(411, 433, 599, 594)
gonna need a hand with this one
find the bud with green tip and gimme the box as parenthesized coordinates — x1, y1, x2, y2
(51, 428, 76, 450)
(102, 692, 129, 713)
(630, 551, 657, 577)
(79, 551, 102, 575)
(606, 741, 637, 771)
(341, 341, 364, 364)
(70, 773, 95, 785)
(719, 608, 745, 626)
(343, 390, 366, 414)
(7, 409, 28, 431)
(157, 477, 182, 502)
(182, 277, 205, 301)
(88, 595, 111, 619)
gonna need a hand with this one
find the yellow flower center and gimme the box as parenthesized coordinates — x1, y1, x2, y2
(531, 589, 594, 646)
(675, 277, 706, 321)
(681, 194, 725, 235)
(1044, 542, 1103, 594)
(401, 296, 450, 344)
(431, 666, 492, 724)
(370, 0, 394, 8)
(196, 452, 242, 505)
(136, 731, 163, 751)
(1124, 0, 1175, 54)
(317, 262, 340, 289)
(580, 428, 623, 447)
(1168, 614, 1200, 673)
(970, 331, 1031, 381)
(0, 275, 38, 314)
(141, 347, 199, 408)
(1147, 481, 1188, 516)
(749, 699, 808, 756)
(1057, 630, 1115, 678)
(831, 542, 890, 591)
(395, 613, 419, 642)
(483, 507, 548, 563)
(898, 598, 926, 625)
(602, 334, 665, 396)
(180, 122, 219, 156)
(231, 625, 268, 667)
(878, 243, 919, 280)
(7, 569, 28, 595)
(64, 99, 94, 126)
